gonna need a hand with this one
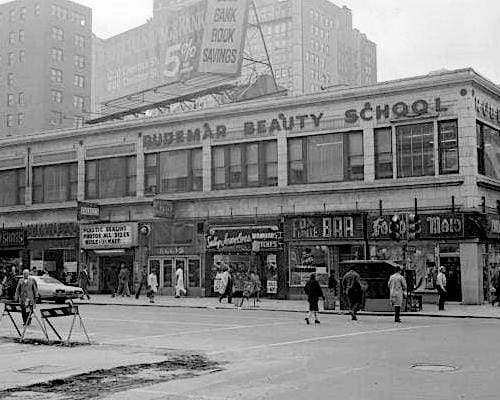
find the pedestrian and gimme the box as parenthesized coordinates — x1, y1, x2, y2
(5, 266, 18, 300)
(218, 266, 233, 304)
(78, 265, 91, 300)
(116, 264, 131, 297)
(175, 265, 187, 298)
(342, 268, 363, 320)
(304, 273, 325, 324)
(135, 266, 149, 299)
(250, 270, 261, 302)
(436, 266, 447, 310)
(14, 269, 38, 326)
(325, 270, 338, 310)
(388, 265, 407, 322)
(147, 270, 158, 303)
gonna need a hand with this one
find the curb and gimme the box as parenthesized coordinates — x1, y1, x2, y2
(74, 301, 500, 320)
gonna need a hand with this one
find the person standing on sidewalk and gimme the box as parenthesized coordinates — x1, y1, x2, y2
(78, 265, 91, 300)
(342, 268, 362, 320)
(304, 273, 324, 324)
(135, 266, 148, 299)
(436, 266, 447, 311)
(116, 264, 131, 297)
(175, 265, 187, 298)
(218, 266, 233, 304)
(250, 270, 262, 302)
(492, 266, 500, 306)
(147, 270, 158, 303)
(388, 266, 407, 322)
(14, 269, 38, 326)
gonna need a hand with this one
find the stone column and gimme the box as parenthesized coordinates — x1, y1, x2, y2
(459, 240, 483, 304)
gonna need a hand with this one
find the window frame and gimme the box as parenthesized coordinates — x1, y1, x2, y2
(438, 120, 459, 175)
(374, 127, 393, 179)
(0, 168, 25, 206)
(396, 122, 435, 179)
(32, 163, 78, 204)
(85, 156, 137, 200)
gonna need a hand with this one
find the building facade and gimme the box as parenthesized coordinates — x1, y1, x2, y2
(0, 0, 92, 137)
(0, 68, 498, 305)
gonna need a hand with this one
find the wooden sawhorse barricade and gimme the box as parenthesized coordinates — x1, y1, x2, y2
(0, 302, 90, 344)
(0, 302, 49, 342)
(40, 303, 91, 344)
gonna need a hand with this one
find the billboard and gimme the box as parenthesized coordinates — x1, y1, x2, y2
(96, 0, 249, 103)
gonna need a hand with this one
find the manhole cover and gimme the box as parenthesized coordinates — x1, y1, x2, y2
(411, 363, 458, 372)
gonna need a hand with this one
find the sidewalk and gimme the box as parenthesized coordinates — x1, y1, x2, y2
(75, 295, 500, 320)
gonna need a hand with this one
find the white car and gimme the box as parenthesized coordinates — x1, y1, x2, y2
(24, 275, 85, 303)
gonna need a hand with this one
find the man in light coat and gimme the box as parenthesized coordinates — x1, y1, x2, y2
(218, 266, 233, 304)
(436, 266, 447, 311)
(175, 266, 187, 298)
(388, 266, 407, 322)
(15, 269, 39, 325)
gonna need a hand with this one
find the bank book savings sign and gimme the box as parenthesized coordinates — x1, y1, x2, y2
(198, 0, 249, 75)
(80, 223, 138, 249)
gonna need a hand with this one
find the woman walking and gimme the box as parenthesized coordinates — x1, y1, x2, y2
(304, 273, 325, 324)
(388, 265, 407, 322)
(147, 270, 158, 303)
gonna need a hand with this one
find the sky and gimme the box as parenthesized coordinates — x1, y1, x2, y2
(4, 0, 498, 84)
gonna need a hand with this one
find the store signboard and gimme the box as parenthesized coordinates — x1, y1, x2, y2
(0, 228, 26, 248)
(80, 223, 138, 249)
(206, 225, 283, 252)
(27, 222, 79, 238)
(286, 214, 364, 240)
(77, 202, 100, 221)
(153, 199, 174, 218)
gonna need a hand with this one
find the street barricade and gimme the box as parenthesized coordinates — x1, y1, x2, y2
(0, 302, 49, 342)
(40, 302, 91, 344)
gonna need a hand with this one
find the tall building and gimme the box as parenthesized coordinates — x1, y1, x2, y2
(244, 0, 377, 94)
(0, 0, 92, 137)
(93, 0, 376, 111)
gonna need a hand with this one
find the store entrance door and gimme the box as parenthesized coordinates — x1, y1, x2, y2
(440, 254, 462, 302)
(149, 256, 201, 297)
(99, 255, 134, 294)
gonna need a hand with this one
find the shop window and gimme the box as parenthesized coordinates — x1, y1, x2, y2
(289, 245, 329, 287)
(374, 127, 393, 179)
(212, 141, 278, 190)
(0, 168, 25, 206)
(188, 259, 201, 287)
(288, 131, 364, 184)
(33, 163, 77, 204)
(477, 121, 500, 179)
(288, 138, 305, 184)
(438, 120, 458, 174)
(85, 156, 136, 200)
(163, 259, 173, 288)
(145, 148, 202, 195)
(396, 122, 434, 178)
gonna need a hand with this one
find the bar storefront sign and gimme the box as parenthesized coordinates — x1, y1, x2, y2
(206, 225, 283, 252)
(80, 223, 138, 249)
(286, 214, 364, 240)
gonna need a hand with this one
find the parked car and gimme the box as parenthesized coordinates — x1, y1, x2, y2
(16, 274, 84, 303)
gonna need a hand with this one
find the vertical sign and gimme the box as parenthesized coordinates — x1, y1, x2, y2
(199, 0, 249, 75)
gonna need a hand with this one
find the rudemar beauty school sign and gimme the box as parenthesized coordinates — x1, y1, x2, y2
(206, 225, 283, 252)
(80, 223, 138, 249)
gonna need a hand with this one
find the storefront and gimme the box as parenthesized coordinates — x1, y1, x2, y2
(26, 222, 79, 284)
(146, 219, 204, 297)
(0, 228, 27, 274)
(80, 222, 138, 294)
(285, 213, 365, 298)
(205, 223, 284, 298)
(368, 212, 484, 304)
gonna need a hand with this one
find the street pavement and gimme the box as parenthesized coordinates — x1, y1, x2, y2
(76, 293, 500, 319)
(1, 299, 500, 399)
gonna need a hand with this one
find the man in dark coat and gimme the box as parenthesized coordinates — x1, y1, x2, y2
(135, 266, 149, 299)
(342, 269, 362, 320)
(304, 273, 325, 324)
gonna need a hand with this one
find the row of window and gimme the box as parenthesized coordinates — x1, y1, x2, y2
(309, 9, 336, 29)
(7, 30, 25, 44)
(310, 39, 330, 55)
(51, 4, 87, 26)
(5, 113, 24, 128)
(0, 121, 463, 205)
(51, 48, 86, 68)
(6, 93, 24, 106)
(51, 27, 86, 48)
(2, 4, 40, 23)
(310, 24, 330, 40)
(50, 68, 86, 88)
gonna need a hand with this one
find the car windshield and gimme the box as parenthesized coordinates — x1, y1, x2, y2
(37, 276, 63, 285)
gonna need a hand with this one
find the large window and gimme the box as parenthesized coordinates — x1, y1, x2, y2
(33, 163, 77, 204)
(212, 141, 278, 189)
(477, 121, 500, 179)
(144, 148, 202, 195)
(374, 127, 393, 179)
(438, 121, 459, 174)
(288, 132, 364, 185)
(86, 156, 136, 199)
(0, 169, 25, 206)
(396, 123, 434, 178)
